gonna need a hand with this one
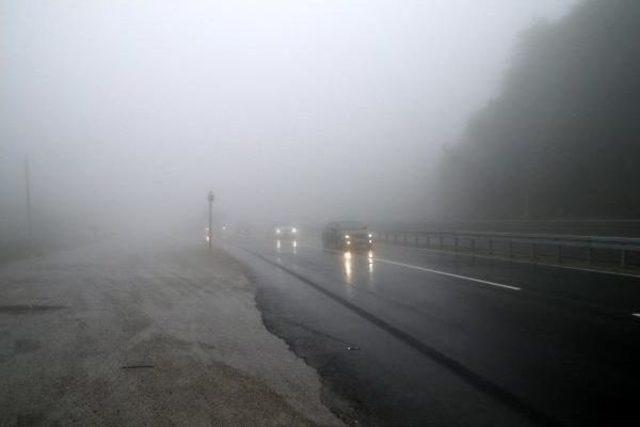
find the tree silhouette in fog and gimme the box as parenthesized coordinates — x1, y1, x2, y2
(439, 0, 640, 220)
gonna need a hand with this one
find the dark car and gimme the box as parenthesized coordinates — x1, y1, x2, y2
(322, 221, 373, 251)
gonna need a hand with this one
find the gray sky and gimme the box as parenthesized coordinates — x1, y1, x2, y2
(0, 0, 576, 235)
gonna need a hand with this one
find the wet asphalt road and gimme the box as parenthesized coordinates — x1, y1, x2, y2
(226, 237, 640, 426)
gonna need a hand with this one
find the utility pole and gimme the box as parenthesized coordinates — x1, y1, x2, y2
(207, 191, 215, 250)
(25, 155, 32, 242)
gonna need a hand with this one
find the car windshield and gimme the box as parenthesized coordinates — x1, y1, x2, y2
(343, 229, 368, 235)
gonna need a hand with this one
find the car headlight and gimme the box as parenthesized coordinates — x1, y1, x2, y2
(292, 227, 297, 233)
(276, 228, 281, 234)
(368, 233, 373, 238)
(344, 234, 350, 239)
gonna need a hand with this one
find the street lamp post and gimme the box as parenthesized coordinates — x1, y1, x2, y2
(207, 191, 215, 250)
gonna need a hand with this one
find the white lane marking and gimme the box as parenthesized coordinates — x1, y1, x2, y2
(374, 257, 521, 291)
(549, 265, 640, 279)
(393, 246, 640, 279)
(633, 313, 640, 319)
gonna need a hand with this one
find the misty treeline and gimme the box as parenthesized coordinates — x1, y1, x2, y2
(437, 0, 640, 220)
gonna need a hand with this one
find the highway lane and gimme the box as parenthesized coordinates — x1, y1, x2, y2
(227, 237, 640, 426)
(376, 243, 640, 315)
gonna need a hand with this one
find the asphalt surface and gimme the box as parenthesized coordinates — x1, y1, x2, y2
(227, 236, 640, 426)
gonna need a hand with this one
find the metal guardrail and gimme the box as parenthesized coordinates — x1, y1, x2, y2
(371, 220, 640, 237)
(375, 230, 640, 268)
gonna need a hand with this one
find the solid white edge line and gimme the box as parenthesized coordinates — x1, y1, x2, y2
(374, 257, 521, 291)
(395, 246, 640, 279)
(632, 313, 640, 318)
(548, 264, 640, 279)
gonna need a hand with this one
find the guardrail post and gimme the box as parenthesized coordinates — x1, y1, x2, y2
(454, 237, 458, 252)
(621, 249, 627, 268)
(471, 238, 476, 255)
(531, 242, 537, 261)
(439, 235, 444, 249)
(587, 246, 593, 264)
(508, 240, 513, 258)
(415, 235, 419, 247)
(489, 238, 493, 255)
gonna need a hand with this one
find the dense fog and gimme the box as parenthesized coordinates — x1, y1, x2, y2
(0, 0, 575, 242)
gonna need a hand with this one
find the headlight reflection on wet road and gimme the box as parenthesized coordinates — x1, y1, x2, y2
(276, 239, 297, 255)
(343, 250, 376, 280)
(343, 251, 353, 282)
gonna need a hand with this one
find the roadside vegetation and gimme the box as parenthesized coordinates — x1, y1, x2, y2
(438, 0, 640, 220)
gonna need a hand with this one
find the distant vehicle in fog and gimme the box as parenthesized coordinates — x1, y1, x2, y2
(274, 226, 298, 241)
(322, 221, 373, 251)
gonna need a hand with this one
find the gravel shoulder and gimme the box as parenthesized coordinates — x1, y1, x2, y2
(0, 237, 341, 426)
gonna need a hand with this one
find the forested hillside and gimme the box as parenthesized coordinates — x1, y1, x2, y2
(438, 0, 640, 220)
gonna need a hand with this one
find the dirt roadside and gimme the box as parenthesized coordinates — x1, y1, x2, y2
(0, 239, 342, 426)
